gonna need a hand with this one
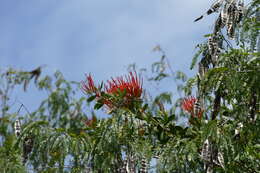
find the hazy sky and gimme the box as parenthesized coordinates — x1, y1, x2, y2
(0, 0, 216, 113)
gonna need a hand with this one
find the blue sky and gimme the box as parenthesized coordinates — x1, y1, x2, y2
(0, 0, 215, 112)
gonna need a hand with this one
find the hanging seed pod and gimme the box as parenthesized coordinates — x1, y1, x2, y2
(140, 157, 148, 173)
(198, 62, 208, 79)
(23, 135, 34, 164)
(201, 139, 211, 162)
(217, 151, 225, 168)
(221, 3, 229, 27)
(214, 14, 223, 34)
(208, 35, 222, 65)
(227, 2, 236, 17)
(208, 37, 215, 55)
(14, 119, 21, 137)
(128, 155, 135, 173)
(212, 39, 219, 55)
(194, 99, 202, 118)
(248, 92, 257, 122)
(226, 2, 237, 39)
(121, 158, 128, 173)
(217, 34, 224, 49)
(236, 0, 244, 23)
(194, 0, 224, 22)
(153, 154, 160, 159)
(227, 24, 236, 39)
(212, 38, 219, 50)
(235, 122, 243, 135)
(194, 15, 204, 22)
(207, 0, 223, 15)
(212, 47, 222, 66)
(153, 150, 161, 159)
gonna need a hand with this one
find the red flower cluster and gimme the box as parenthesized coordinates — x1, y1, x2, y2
(81, 72, 143, 109)
(81, 74, 98, 95)
(181, 96, 203, 119)
(105, 72, 142, 98)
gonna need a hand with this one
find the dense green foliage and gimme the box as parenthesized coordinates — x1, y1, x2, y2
(0, 0, 259, 172)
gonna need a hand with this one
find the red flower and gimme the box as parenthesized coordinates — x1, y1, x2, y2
(81, 72, 143, 110)
(81, 74, 98, 95)
(181, 96, 203, 119)
(105, 72, 142, 98)
(104, 72, 143, 108)
(181, 96, 196, 113)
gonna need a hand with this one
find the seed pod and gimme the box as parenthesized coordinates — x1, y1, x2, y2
(121, 159, 128, 173)
(14, 120, 21, 137)
(214, 14, 223, 34)
(23, 135, 34, 164)
(194, 100, 202, 117)
(226, 2, 237, 39)
(207, 0, 223, 15)
(140, 157, 148, 173)
(194, 15, 204, 22)
(217, 152, 225, 168)
(198, 62, 207, 79)
(153, 150, 161, 159)
(208, 37, 214, 55)
(236, 0, 244, 23)
(221, 4, 228, 25)
(194, 0, 224, 22)
(153, 154, 160, 159)
(201, 139, 211, 162)
(212, 47, 222, 65)
(128, 155, 135, 173)
(227, 26, 235, 39)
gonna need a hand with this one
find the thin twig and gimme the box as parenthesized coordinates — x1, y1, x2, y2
(17, 101, 31, 115)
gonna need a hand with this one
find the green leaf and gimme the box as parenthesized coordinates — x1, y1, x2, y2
(165, 114, 175, 124)
(94, 102, 104, 110)
(204, 33, 214, 38)
(142, 103, 148, 111)
(87, 95, 96, 102)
